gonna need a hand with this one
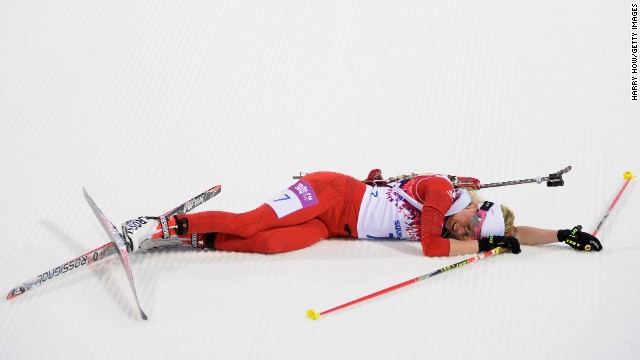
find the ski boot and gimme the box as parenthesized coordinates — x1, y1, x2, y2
(121, 215, 203, 251)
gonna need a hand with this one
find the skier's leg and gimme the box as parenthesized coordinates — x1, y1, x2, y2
(182, 172, 360, 238)
(212, 218, 330, 254)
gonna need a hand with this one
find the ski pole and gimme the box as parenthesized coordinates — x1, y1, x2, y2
(294, 166, 572, 189)
(592, 171, 635, 236)
(306, 247, 507, 320)
(478, 166, 572, 188)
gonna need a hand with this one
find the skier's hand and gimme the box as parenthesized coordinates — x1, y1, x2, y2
(478, 236, 521, 254)
(557, 225, 602, 251)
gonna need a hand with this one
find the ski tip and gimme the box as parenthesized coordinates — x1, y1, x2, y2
(306, 309, 321, 320)
(624, 171, 635, 180)
(7, 286, 26, 300)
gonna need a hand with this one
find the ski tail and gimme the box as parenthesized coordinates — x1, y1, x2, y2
(6, 243, 117, 300)
(83, 188, 148, 320)
(163, 185, 221, 217)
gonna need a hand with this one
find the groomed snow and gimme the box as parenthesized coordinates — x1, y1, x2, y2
(1, 1, 638, 359)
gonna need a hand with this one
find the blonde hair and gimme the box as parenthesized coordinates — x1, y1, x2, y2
(466, 188, 483, 204)
(463, 187, 515, 236)
(501, 205, 515, 236)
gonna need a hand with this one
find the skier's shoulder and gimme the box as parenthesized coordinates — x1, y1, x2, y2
(404, 174, 453, 192)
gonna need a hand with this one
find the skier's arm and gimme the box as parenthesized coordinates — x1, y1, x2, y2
(418, 177, 468, 257)
(511, 226, 557, 245)
(447, 238, 480, 256)
(514, 225, 602, 251)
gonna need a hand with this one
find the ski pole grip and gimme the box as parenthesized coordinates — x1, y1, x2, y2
(546, 172, 564, 187)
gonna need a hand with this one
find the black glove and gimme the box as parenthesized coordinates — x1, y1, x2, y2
(557, 225, 602, 251)
(478, 236, 521, 254)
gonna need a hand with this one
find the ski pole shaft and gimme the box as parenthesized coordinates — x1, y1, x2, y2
(295, 166, 572, 189)
(306, 247, 506, 320)
(479, 166, 572, 188)
(592, 171, 635, 236)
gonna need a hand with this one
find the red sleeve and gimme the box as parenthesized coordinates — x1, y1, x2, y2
(412, 176, 454, 257)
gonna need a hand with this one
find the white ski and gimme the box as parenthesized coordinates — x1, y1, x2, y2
(83, 188, 148, 320)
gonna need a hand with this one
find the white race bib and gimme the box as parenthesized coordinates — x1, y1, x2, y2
(266, 180, 318, 218)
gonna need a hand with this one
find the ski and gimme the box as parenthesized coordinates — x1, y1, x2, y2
(161, 184, 222, 218)
(7, 185, 221, 301)
(7, 243, 117, 300)
(83, 188, 148, 319)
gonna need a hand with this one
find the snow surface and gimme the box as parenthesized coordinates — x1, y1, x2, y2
(1, 1, 639, 359)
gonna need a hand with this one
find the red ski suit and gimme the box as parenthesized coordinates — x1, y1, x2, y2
(180, 172, 454, 257)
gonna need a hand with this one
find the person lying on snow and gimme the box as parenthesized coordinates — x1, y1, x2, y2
(123, 170, 602, 257)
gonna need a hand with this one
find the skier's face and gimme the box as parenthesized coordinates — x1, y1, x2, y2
(445, 203, 479, 240)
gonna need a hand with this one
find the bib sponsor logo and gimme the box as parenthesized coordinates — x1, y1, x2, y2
(266, 180, 318, 218)
(394, 220, 402, 239)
